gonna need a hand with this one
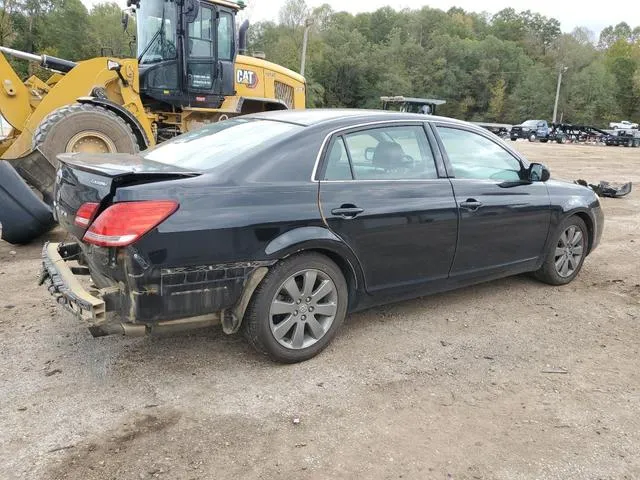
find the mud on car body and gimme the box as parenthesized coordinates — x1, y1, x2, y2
(41, 110, 604, 363)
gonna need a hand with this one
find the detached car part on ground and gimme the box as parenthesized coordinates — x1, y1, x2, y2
(40, 110, 604, 363)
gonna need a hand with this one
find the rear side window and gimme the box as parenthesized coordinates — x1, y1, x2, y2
(144, 119, 303, 170)
(322, 125, 437, 180)
(324, 137, 353, 180)
(218, 12, 234, 60)
(437, 127, 522, 181)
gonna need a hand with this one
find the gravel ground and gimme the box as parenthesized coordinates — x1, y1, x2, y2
(1, 142, 639, 480)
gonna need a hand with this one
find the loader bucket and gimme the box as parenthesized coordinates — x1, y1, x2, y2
(0, 157, 55, 245)
(6, 148, 56, 206)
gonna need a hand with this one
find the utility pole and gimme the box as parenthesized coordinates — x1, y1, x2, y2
(552, 65, 568, 124)
(300, 18, 313, 76)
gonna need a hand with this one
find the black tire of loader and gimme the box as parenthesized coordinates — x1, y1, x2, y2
(33, 103, 140, 167)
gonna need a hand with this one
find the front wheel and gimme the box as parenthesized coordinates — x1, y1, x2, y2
(534, 217, 588, 285)
(528, 133, 537, 142)
(33, 103, 139, 167)
(243, 252, 348, 363)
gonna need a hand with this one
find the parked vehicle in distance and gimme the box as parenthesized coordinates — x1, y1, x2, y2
(510, 120, 550, 142)
(41, 110, 604, 363)
(609, 120, 638, 130)
(604, 129, 640, 147)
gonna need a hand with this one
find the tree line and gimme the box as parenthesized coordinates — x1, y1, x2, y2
(0, 0, 132, 78)
(0, 0, 638, 127)
(250, 0, 640, 126)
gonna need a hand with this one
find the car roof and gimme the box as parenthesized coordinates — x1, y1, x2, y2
(247, 109, 468, 128)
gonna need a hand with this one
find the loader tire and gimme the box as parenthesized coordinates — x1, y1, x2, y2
(33, 103, 139, 167)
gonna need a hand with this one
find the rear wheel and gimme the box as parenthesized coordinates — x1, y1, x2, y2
(534, 216, 588, 286)
(243, 252, 348, 363)
(33, 103, 139, 167)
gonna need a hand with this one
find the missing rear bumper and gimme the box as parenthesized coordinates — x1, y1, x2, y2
(41, 242, 107, 323)
(41, 242, 271, 337)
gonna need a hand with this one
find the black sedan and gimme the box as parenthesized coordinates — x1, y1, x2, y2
(41, 110, 604, 363)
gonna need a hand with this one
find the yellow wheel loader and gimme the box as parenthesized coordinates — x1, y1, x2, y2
(0, 0, 305, 244)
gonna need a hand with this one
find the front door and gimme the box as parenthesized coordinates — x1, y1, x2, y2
(434, 124, 551, 277)
(318, 123, 458, 292)
(185, 5, 235, 105)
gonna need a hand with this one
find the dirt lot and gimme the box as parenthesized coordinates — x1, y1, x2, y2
(1, 142, 639, 480)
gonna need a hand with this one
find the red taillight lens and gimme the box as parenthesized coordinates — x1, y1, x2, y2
(82, 200, 179, 247)
(74, 202, 100, 227)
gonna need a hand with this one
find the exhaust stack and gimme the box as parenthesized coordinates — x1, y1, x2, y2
(238, 20, 250, 54)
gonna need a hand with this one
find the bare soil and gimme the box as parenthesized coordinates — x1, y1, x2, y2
(1, 142, 639, 480)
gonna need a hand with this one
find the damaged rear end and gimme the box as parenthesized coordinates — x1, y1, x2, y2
(40, 153, 270, 337)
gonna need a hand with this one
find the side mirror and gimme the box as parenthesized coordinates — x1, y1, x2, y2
(364, 147, 375, 162)
(529, 163, 550, 182)
(184, 0, 199, 23)
(121, 11, 129, 31)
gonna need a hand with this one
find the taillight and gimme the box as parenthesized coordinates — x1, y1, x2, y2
(82, 200, 179, 247)
(74, 202, 99, 227)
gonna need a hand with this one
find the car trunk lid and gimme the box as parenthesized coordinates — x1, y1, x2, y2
(55, 152, 200, 239)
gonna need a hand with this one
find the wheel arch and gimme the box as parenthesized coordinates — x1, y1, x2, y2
(572, 211, 594, 254)
(76, 97, 151, 150)
(264, 226, 365, 309)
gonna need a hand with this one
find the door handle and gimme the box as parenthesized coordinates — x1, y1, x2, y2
(460, 199, 482, 211)
(331, 205, 364, 218)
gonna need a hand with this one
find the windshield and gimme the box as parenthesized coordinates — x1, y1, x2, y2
(137, 0, 177, 64)
(522, 120, 541, 127)
(143, 119, 304, 170)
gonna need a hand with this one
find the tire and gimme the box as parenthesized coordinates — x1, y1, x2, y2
(33, 103, 139, 167)
(510, 137, 517, 142)
(528, 133, 537, 142)
(534, 216, 588, 286)
(626, 139, 633, 147)
(242, 252, 348, 363)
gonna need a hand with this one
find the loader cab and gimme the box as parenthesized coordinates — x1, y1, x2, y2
(133, 0, 238, 109)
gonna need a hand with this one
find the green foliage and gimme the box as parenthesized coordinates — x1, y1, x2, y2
(0, 0, 637, 126)
(249, 1, 640, 126)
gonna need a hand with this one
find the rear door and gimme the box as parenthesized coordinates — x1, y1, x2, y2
(433, 124, 551, 278)
(318, 123, 458, 293)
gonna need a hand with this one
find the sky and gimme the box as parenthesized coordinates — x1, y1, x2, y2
(81, 0, 639, 35)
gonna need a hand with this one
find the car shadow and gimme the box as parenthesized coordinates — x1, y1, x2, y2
(101, 273, 545, 370)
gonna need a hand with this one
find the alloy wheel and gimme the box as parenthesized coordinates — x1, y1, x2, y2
(554, 225, 584, 278)
(269, 269, 338, 350)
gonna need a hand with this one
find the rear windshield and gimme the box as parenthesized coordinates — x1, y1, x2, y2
(143, 118, 303, 170)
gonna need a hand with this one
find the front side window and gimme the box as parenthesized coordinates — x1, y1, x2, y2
(137, 0, 178, 65)
(437, 126, 522, 181)
(144, 119, 303, 170)
(324, 125, 437, 181)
